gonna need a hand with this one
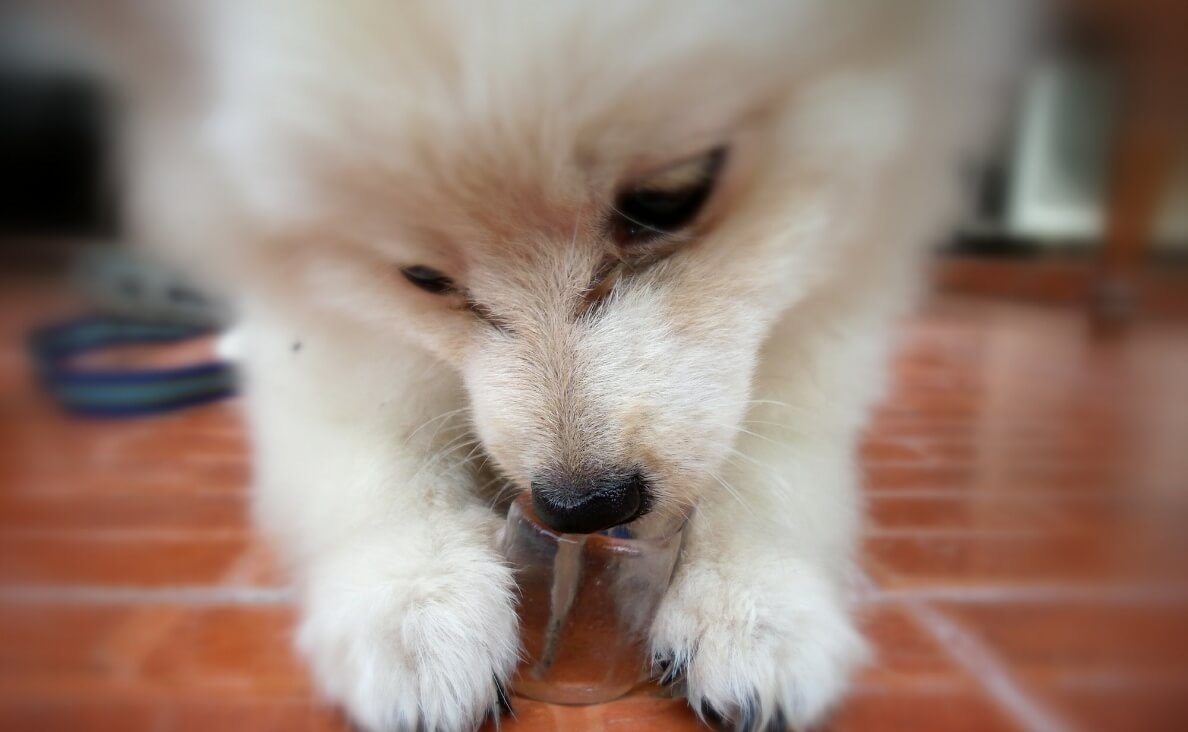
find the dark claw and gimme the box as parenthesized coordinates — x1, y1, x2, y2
(736, 698, 758, 732)
(699, 700, 729, 729)
(655, 655, 687, 686)
(743, 701, 797, 732)
(482, 677, 515, 729)
(742, 703, 793, 732)
(695, 697, 792, 732)
(495, 677, 515, 716)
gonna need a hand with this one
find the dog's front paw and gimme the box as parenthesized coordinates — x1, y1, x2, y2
(651, 561, 867, 731)
(296, 533, 519, 732)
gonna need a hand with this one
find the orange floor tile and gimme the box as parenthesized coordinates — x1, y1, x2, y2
(2, 279, 1186, 731)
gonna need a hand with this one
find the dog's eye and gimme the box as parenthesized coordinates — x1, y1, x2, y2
(400, 265, 455, 294)
(613, 147, 726, 244)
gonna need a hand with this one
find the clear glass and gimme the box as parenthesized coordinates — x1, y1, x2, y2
(502, 493, 685, 705)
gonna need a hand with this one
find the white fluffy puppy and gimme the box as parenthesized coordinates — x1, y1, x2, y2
(116, 1, 1029, 729)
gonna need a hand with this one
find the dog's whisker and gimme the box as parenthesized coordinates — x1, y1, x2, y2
(707, 470, 754, 516)
(407, 434, 482, 483)
(427, 411, 473, 446)
(569, 202, 584, 248)
(460, 441, 487, 465)
(474, 471, 505, 493)
(402, 407, 470, 446)
(473, 454, 493, 476)
(738, 419, 795, 430)
(745, 398, 806, 412)
(743, 400, 821, 423)
(441, 438, 482, 462)
(421, 443, 481, 478)
(722, 446, 769, 470)
(721, 449, 792, 493)
(713, 422, 784, 447)
(652, 501, 692, 529)
(608, 201, 671, 240)
(483, 477, 522, 511)
(433, 430, 480, 456)
(488, 488, 519, 510)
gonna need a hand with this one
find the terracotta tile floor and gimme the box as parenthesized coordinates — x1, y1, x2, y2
(2, 278, 1187, 731)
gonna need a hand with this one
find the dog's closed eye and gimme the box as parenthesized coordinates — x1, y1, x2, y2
(400, 265, 455, 294)
(612, 147, 726, 245)
(399, 265, 514, 332)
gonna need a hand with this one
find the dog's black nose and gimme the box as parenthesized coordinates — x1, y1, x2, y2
(530, 469, 649, 534)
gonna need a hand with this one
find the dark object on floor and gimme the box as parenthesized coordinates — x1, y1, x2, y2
(28, 316, 236, 417)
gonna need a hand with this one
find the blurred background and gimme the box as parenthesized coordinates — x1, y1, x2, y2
(0, 1, 1185, 731)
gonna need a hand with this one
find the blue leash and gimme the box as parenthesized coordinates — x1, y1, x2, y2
(29, 316, 237, 417)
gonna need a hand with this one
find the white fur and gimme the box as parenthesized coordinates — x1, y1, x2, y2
(107, 1, 1032, 729)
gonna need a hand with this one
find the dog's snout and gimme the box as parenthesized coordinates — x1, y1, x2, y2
(530, 469, 649, 534)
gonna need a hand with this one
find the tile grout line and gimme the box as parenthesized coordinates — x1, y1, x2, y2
(863, 489, 1130, 500)
(12, 580, 1182, 609)
(863, 528, 1053, 539)
(0, 585, 295, 605)
(0, 529, 252, 542)
(89, 550, 279, 685)
(0, 526, 1064, 542)
(864, 583, 1188, 606)
(905, 598, 1079, 732)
